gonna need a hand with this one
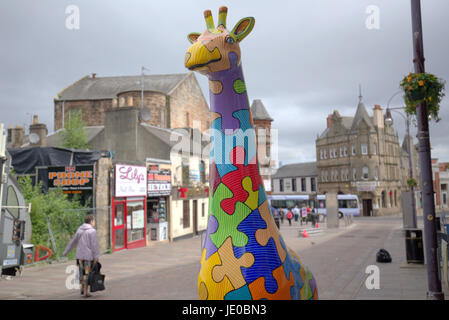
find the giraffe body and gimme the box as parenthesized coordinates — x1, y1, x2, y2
(185, 6, 318, 300)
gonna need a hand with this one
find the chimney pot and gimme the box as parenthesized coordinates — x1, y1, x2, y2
(33, 115, 39, 124)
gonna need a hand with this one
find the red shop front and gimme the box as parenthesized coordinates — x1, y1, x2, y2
(112, 164, 147, 252)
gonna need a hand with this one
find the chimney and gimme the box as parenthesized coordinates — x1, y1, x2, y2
(373, 104, 384, 129)
(11, 126, 25, 148)
(326, 114, 333, 128)
(29, 115, 48, 147)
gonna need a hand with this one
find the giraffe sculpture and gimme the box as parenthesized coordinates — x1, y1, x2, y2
(184, 6, 318, 300)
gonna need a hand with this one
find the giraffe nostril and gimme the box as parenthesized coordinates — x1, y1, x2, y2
(184, 52, 191, 67)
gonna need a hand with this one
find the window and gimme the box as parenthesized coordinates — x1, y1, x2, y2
(301, 178, 306, 192)
(292, 178, 297, 192)
(329, 149, 333, 159)
(352, 144, 356, 155)
(341, 169, 345, 181)
(361, 143, 368, 155)
(344, 146, 348, 156)
(320, 149, 323, 160)
(375, 167, 379, 180)
(182, 157, 190, 185)
(373, 142, 377, 155)
(127, 96, 133, 107)
(183, 200, 190, 228)
(362, 166, 369, 180)
(340, 147, 343, 157)
(323, 149, 327, 159)
(345, 168, 349, 181)
(279, 179, 284, 192)
(353, 168, 357, 180)
(311, 178, 316, 192)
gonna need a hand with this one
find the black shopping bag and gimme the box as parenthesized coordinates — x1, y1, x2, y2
(88, 262, 105, 292)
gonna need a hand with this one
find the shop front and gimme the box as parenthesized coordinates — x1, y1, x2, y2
(146, 160, 171, 243)
(112, 164, 147, 252)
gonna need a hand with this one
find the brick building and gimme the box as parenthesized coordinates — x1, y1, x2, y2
(54, 72, 211, 132)
(250, 99, 275, 193)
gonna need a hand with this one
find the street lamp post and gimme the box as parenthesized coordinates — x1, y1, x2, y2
(385, 106, 417, 229)
(410, 0, 444, 300)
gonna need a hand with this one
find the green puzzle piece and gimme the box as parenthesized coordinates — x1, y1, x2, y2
(209, 183, 251, 248)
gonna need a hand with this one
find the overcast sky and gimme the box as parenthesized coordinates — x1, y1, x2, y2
(1, 0, 448, 165)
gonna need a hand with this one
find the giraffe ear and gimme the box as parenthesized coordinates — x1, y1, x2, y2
(231, 17, 255, 42)
(187, 32, 201, 44)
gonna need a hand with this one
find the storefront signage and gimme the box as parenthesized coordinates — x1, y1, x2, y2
(47, 165, 93, 195)
(115, 164, 147, 197)
(355, 181, 378, 192)
(147, 162, 171, 196)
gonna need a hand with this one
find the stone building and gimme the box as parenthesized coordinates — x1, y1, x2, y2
(271, 162, 318, 196)
(250, 99, 275, 193)
(54, 72, 211, 132)
(432, 159, 449, 212)
(316, 96, 410, 216)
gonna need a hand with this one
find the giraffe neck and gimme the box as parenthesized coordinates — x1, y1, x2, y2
(207, 52, 252, 132)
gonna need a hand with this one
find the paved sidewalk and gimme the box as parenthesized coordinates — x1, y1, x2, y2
(0, 216, 447, 299)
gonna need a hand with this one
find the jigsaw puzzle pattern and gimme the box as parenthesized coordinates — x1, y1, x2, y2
(184, 6, 318, 300)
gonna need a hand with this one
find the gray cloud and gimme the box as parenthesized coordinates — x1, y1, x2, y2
(1, 0, 448, 164)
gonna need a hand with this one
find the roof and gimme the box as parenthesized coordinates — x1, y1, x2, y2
(350, 100, 375, 133)
(56, 73, 191, 101)
(250, 99, 273, 121)
(46, 126, 104, 147)
(273, 162, 317, 178)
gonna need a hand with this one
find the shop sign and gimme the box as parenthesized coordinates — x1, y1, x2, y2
(47, 165, 93, 195)
(355, 181, 378, 192)
(147, 162, 171, 196)
(115, 164, 147, 197)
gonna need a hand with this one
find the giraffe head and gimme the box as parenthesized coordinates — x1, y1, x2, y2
(184, 6, 255, 75)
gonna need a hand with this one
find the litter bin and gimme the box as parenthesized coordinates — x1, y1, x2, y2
(405, 228, 424, 264)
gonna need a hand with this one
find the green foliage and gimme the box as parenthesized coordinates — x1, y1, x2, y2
(60, 109, 90, 149)
(400, 72, 445, 122)
(18, 176, 88, 260)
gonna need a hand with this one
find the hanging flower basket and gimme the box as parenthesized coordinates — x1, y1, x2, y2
(407, 178, 418, 187)
(400, 72, 445, 122)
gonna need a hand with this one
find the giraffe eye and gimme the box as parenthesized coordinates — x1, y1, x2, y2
(226, 36, 234, 44)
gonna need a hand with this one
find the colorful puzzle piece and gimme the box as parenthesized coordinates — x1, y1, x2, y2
(199, 249, 234, 300)
(255, 200, 287, 262)
(234, 209, 282, 294)
(224, 285, 252, 300)
(209, 183, 251, 248)
(279, 237, 304, 300)
(212, 237, 255, 289)
(249, 265, 294, 300)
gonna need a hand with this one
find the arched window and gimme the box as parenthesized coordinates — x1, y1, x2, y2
(362, 166, 369, 180)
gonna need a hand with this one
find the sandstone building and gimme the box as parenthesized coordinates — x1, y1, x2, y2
(316, 96, 419, 216)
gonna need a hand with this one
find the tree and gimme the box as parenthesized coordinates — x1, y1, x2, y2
(18, 176, 88, 260)
(60, 109, 90, 149)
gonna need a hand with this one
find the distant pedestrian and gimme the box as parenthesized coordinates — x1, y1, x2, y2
(286, 209, 293, 226)
(271, 206, 281, 229)
(292, 205, 300, 222)
(63, 214, 100, 298)
(281, 208, 287, 224)
(301, 206, 308, 225)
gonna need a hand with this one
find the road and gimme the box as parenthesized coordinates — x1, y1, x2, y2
(0, 215, 446, 299)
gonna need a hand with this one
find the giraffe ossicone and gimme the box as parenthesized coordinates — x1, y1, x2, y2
(185, 6, 318, 300)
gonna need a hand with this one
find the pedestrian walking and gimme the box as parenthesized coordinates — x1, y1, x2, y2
(63, 214, 100, 298)
(301, 206, 308, 225)
(280, 207, 287, 224)
(286, 209, 293, 226)
(271, 205, 281, 229)
(292, 205, 300, 223)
